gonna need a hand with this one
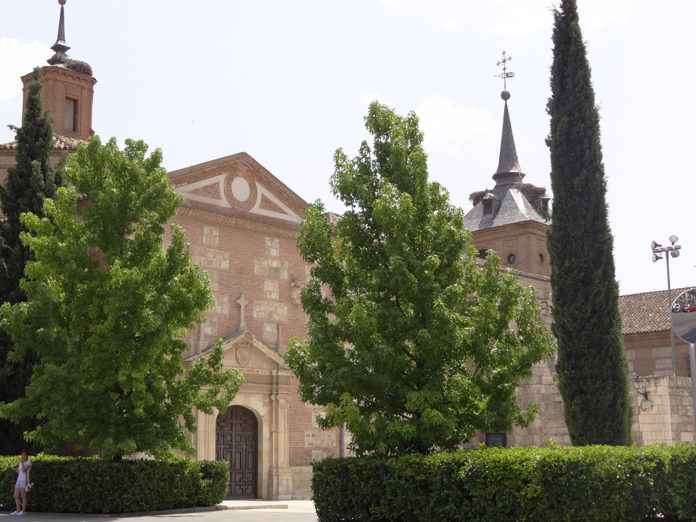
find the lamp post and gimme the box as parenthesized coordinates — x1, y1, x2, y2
(652, 236, 682, 375)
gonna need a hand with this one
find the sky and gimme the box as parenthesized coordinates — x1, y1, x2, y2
(1, 0, 694, 296)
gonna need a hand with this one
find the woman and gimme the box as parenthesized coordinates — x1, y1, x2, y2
(11, 450, 31, 516)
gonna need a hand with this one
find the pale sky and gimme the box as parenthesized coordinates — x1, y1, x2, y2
(1, 0, 694, 296)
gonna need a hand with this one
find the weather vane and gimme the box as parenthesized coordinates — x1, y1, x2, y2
(496, 50, 515, 94)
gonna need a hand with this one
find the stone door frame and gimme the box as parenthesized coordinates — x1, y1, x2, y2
(197, 393, 267, 499)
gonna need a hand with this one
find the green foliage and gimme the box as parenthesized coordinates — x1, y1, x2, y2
(0, 68, 60, 455)
(286, 102, 554, 456)
(547, 0, 631, 444)
(313, 445, 696, 522)
(0, 455, 227, 513)
(0, 137, 243, 457)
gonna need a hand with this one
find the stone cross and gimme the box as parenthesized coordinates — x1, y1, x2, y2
(496, 50, 515, 91)
(237, 293, 248, 332)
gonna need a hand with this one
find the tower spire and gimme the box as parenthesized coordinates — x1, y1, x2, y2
(493, 51, 523, 184)
(48, 0, 71, 66)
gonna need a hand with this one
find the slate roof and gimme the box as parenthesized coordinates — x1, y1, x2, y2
(494, 99, 523, 179)
(619, 288, 691, 335)
(464, 185, 547, 230)
(0, 134, 83, 152)
(463, 92, 549, 232)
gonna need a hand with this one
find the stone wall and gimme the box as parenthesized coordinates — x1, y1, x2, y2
(509, 366, 696, 448)
(507, 270, 571, 445)
(509, 357, 571, 446)
(511, 364, 696, 447)
(502, 271, 696, 447)
(631, 375, 695, 445)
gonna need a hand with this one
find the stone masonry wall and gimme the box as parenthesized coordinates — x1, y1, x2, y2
(631, 376, 695, 445)
(510, 359, 696, 447)
(508, 270, 571, 445)
(502, 271, 696, 448)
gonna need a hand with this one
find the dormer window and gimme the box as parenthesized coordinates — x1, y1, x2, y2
(482, 193, 495, 216)
(64, 97, 78, 132)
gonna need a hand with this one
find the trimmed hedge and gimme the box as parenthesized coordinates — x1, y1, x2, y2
(313, 445, 696, 522)
(0, 455, 227, 513)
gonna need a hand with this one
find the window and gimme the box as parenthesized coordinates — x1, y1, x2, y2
(539, 253, 545, 264)
(485, 432, 507, 447)
(483, 198, 493, 215)
(478, 249, 488, 259)
(507, 253, 516, 266)
(64, 98, 78, 132)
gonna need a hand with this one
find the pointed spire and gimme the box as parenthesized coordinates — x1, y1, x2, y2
(48, 0, 71, 66)
(493, 90, 524, 184)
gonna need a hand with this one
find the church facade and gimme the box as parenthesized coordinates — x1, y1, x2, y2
(2, 1, 695, 501)
(168, 153, 341, 499)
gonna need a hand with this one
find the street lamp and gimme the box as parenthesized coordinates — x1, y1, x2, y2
(652, 236, 682, 375)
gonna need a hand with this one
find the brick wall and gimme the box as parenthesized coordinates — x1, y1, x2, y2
(624, 331, 691, 377)
(171, 207, 309, 355)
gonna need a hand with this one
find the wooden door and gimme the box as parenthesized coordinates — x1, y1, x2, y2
(216, 406, 258, 499)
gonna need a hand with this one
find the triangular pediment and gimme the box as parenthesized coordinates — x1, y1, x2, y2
(185, 330, 287, 371)
(168, 152, 307, 226)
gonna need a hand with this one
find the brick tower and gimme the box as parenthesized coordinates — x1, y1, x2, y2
(27, 0, 96, 141)
(0, 0, 97, 179)
(463, 84, 551, 278)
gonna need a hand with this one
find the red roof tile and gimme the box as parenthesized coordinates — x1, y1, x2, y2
(619, 287, 692, 335)
(0, 134, 83, 151)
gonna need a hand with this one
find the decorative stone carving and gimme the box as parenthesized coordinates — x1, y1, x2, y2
(237, 293, 248, 331)
(235, 344, 251, 367)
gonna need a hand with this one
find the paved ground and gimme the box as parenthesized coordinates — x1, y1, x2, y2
(0, 501, 318, 522)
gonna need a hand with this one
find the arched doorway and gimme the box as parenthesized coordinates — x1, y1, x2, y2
(216, 405, 258, 499)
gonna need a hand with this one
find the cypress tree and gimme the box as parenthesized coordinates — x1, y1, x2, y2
(547, 0, 631, 445)
(0, 68, 60, 453)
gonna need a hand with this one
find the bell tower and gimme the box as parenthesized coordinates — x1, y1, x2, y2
(463, 52, 551, 277)
(21, 0, 96, 141)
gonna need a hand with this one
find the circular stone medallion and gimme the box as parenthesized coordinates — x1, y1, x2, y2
(223, 172, 257, 211)
(231, 176, 251, 202)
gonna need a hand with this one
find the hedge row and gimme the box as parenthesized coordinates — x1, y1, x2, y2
(0, 455, 228, 513)
(313, 445, 696, 522)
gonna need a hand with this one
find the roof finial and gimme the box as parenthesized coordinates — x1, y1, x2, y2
(493, 51, 523, 183)
(496, 50, 515, 100)
(48, 0, 71, 66)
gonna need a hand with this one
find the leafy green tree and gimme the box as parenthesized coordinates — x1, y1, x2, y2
(0, 69, 60, 454)
(547, 0, 631, 445)
(0, 137, 243, 457)
(286, 102, 554, 456)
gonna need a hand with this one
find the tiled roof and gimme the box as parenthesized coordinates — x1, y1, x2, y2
(619, 287, 692, 335)
(0, 134, 83, 151)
